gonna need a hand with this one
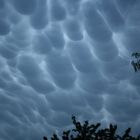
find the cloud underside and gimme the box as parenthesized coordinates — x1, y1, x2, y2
(0, 0, 140, 140)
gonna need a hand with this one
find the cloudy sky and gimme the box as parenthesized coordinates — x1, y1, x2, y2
(0, 0, 140, 139)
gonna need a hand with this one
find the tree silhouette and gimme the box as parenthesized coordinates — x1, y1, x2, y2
(131, 52, 140, 72)
(43, 115, 140, 140)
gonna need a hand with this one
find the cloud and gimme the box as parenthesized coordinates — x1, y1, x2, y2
(12, 0, 37, 15)
(46, 52, 76, 89)
(82, 1, 112, 42)
(30, 0, 48, 30)
(50, 0, 66, 21)
(46, 24, 65, 50)
(122, 27, 140, 52)
(68, 41, 98, 73)
(97, 0, 124, 32)
(0, 0, 5, 9)
(0, 0, 140, 140)
(63, 18, 83, 41)
(0, 19, 10, 35)
(33, 34, 52, 54)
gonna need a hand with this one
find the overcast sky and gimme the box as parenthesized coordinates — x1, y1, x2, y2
(0, 0, 140, 139)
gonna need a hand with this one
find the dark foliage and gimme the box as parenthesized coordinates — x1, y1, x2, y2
(43, 115, 140, 140)
(131, 52, 140, 72)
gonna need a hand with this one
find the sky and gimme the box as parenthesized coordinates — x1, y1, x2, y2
(0, 0, 140, 139)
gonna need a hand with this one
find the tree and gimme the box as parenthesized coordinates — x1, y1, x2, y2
(43, 115, 140, 140)
(131, 52, 140, 72)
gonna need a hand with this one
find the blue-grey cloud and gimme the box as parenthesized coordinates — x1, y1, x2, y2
(50, 0, 66, 21)
(0, 0, 5, 9)
(46, 52, 76, 89)
(92, 40, 119, 61)
(12, 0, 37, 15)
(0, 19, 10, 35)
(46, 24, 65, 50)
(0, 0, 140, 140)
(97, 0, 124, 32)
(68, 41, 98, 73)
(30, 0, 48, 30)
(63, 18, 83, 41)
(82, 1, 112, 42)
(33, 34, 52, 54)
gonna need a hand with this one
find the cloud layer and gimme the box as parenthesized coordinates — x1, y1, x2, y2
(0, 0, 140, 140)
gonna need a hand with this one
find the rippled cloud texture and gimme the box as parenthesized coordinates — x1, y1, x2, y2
(0, 0, 140, 139)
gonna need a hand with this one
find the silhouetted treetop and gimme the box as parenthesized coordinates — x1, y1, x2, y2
(43, 115, 140, 140)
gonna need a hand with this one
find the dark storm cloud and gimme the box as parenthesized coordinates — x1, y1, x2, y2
(18, 55, 55, 94)
(105, 95, 140, 122)
(46, 52, 76, 89)
(46, 24, 65, 50)
(97, 0, 124, 32)
(63, 18, 83, 41)
(82, 1, 112, 42)
(0, 0, 140, 140)
(50, 0, 66, 21)
(0, 19, 10, 35)
(5, 21, 31, 48)
(33, 34, 52, 54)
(68, 41, 98, 73)
(78, 72, 108, 94)
(115, 0, 137, 16)
(62, 0, 81, 15)
(101, 56, 132, 81)
(92, 40, 119, 62)
(0, 43, 17, 59)
(122, 28, 140, 52)
(13, 0, 37, 15)
(30, 0, 48, 30)
(0, 0, 5, 9)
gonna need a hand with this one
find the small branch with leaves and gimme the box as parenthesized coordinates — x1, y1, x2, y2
(131, 52, 140, 72)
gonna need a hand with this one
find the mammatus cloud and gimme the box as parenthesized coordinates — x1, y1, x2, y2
(0, 0, 140, 140)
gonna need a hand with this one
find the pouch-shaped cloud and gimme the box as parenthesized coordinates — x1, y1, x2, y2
(130, 72, 140, 88)
(30, 0, 48, 30)
(63, 18, 83, 41)
(105, 95, 140, 122)
(48, 111, 71, 128)
(0, 0, 140, 139)
(68, 41, 98, 73)
(17, 55, 41, 79)
(78, 73, 108, 94)
(126, 1, 140, 27)
(0, 44, 17, 59)
(46, 52, 76, 89)
(62, 0, 81, 15)
(33, 34, 52, 54)
(17, 55, 54, 94)
(97, 0, 124, 32)
(46, 24, 65, 50)
(47, 91, 73, 112)
(93, 40, 119, 61)
(83, 1, 112, 42)
(28, 78, 55, 94)
(0, 0, 5, 9)
(50, 0, 66, 21)
(122, 28, 140, 52)
(6, 21, 31, 49)
(116, 0, 137, 16)
(0, 19, 10, 35)
(84, 94, 104, 112)
(46, 90, 88, 120)
(13, 0, 37, 15)
(101, 56, 131, 81)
